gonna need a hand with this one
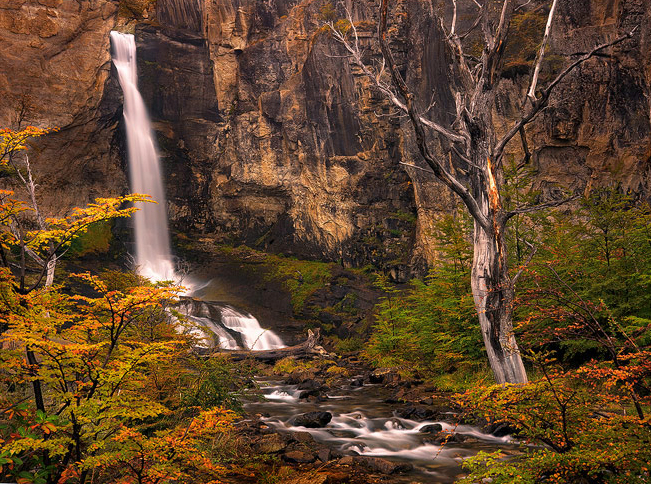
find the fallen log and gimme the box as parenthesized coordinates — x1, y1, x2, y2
(202, 328, 327, 363)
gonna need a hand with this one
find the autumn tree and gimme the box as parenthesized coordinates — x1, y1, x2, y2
(326, 0, 635, 383)
(0, 126, 150, 292)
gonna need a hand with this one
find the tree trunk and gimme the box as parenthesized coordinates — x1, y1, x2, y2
(471, 219, 528, 384)
(468, 114, 528, 385)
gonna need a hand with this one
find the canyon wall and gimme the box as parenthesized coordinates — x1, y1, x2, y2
(1, 0, 649, 276)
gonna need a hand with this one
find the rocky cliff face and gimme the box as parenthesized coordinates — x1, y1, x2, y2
(0, 0, 126, 213)
(1, 0, 649, 277)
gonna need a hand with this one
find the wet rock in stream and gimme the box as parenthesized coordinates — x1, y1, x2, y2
(291, 411, 333, 428)
(393, 406, 440, 421)
(418, 423, 443, 434)
(368, 367, 401, 384)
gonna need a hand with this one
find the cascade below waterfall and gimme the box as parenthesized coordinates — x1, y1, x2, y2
(110, 31, 176, 283)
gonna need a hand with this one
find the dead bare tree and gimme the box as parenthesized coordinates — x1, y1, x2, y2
(326, 0, 635, 384)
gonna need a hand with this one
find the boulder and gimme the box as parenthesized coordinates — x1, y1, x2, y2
(394, 406, 438, 421)
(354, 456, 413, 474)
(419, 423, 443, 434)
(350, 377, 364, 387)
(282, 450, 317, 464)
(291, 431, 315, 443)
(369, 367, 399, 384)
(292, 411, 332, 428)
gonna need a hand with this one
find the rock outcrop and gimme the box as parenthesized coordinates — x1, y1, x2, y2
(1, 0, 649, 276)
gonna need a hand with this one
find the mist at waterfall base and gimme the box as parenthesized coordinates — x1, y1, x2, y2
(110, 31, 285, 352)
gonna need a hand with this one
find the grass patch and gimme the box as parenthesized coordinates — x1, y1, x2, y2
(216, 244, 333, 314)
(272, 357, 316, 375)
(332, 336, 365, 354)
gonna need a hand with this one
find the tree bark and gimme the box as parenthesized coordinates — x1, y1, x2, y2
(472, 219, 527, 384)
(468, 120, 527, 384)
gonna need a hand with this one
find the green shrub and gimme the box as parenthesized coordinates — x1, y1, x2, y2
(65, 220, 112, 257)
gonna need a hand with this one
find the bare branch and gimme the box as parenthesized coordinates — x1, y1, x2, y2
(505, 194, 579, 222)
(399, 162, 435, 174)
(450, 0, 458, 37)
(512, 239, 537, 286)
(494, 28, 636, 162)
(480, 0, 516, 89)
(543, 27, 636, 96)
(517, 126, 531, 168)
(458, 11, 483, 40)
(325, 13, 467, 145)
(378, 0, 491, 231)
(515, 0, 534, 12)
(493, 0, 513, 51)
(527, 0, 559, 101)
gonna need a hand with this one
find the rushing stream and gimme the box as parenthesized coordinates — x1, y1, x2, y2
(246, 380, 516, 483)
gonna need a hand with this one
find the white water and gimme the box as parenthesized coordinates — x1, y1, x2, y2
(110, 31, 176, 283)
(247, 381, 514, 481)
(182, 304, 285, 350)
(220, 306, 285, 350)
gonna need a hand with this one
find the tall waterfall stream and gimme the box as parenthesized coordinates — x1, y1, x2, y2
(110, 31, 176, 284)
(110, 31, 512, 482)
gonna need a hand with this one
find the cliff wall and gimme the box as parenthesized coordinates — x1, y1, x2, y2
(1, 0, 649, 276)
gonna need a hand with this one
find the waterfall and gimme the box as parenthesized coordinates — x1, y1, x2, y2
(110, 31, 176, 283)
(110, 31, 285, 350)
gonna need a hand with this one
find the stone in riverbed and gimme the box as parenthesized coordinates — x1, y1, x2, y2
(338, 456, 354, 466)
(354, 456, 413, 474)
(291, 411, 332, 428)
(484, 421, 518, 437)
(419, 423, 443, 434)
(291, 431, 315, 443)
(297, 379, 326, 391)
(282, 450, 317, 464)
(350, 377, 364, 387)
(368, 367, 400, 384)
(317, 447, 331, 462)
(254, 433, 286, 453)
(394, 406, 438, 421)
